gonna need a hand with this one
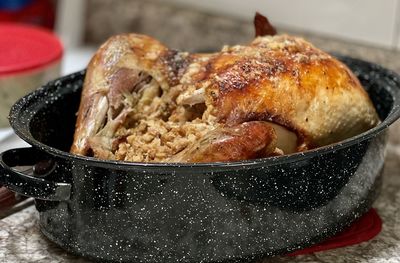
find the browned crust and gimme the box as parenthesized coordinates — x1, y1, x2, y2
(192, 35, 378, 148)
(179, 121, 278, 163)
(71, 32, 379, 161)
(70, 51, 101, 155)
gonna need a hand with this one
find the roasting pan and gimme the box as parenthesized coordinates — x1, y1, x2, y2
(0, 55, 399, 262)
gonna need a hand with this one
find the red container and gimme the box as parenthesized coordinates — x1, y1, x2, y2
(0, 23, 62, 76)
(0, 22, 62, 210)
(0, 0, 55, 29)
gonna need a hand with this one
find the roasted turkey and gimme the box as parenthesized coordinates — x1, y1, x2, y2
(71, 15, 379, 163)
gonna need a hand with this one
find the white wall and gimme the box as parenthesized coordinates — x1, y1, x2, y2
(396, 0, 400, 49)
(55, 0, 86, 48)
(167, 0, 400, 49)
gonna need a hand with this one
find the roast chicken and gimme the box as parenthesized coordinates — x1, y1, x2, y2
(71, 14, 379, 163)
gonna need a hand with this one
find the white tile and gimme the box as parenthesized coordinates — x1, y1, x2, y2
(167, 0, 398, 48)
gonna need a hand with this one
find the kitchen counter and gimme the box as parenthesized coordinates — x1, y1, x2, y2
(1, 3, 400, 262)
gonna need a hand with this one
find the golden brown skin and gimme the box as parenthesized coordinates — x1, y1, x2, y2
(169, 121, 278, 163)
(190, 36, 379, 149)
(71, 33, 379, 162)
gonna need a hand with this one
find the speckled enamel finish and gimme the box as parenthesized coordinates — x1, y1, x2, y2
(0, 56, 399, 262)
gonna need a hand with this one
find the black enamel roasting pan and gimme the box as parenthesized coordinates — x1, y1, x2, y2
(0, 55, 399, 262)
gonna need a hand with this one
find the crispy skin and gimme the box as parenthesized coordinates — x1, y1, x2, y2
(169, 121, 277, 163)
(194, 35, 379, 148)
(71, 33, 379, 162)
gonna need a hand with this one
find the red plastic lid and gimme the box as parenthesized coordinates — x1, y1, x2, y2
(0, 23, 63, 76)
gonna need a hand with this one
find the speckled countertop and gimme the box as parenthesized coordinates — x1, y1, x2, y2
(1, 1, 400, 262)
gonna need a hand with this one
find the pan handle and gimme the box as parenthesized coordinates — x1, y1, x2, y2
(0, 147, 71, 201)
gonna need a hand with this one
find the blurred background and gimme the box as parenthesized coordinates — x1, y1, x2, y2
(1, 0, 399, 74)
(80, 0, 400, 49)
